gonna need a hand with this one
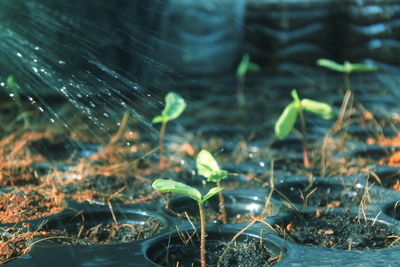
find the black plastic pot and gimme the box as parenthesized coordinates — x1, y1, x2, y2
(144, 226, 285, 267)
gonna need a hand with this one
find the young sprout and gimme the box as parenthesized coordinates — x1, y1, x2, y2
(275, 89, 335, 169)
(152, 179, 222, 267)
(196, 149, 228, 224)
(152, 92, 186, 169)
(316, 59, 378, 130)
(236, 54, 260, 107)
(6, 76, 30, 128)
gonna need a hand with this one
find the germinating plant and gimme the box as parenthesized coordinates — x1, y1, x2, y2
(152, 179, 222, 267)
(275, 89, 335, 168)
(196, 149, 229, 224)
(6, 75, 30, 128)
(316, 59, 378, 130)
(236, 54, 260, 107)
(152, 92, 186, 169)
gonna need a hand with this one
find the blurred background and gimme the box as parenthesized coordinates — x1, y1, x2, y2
(0, 0, 399, 140)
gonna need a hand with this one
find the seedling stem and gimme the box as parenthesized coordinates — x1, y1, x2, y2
(152, 92, 186, 169)
(152, 179, 222, 267)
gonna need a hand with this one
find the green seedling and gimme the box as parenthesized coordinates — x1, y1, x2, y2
(275, 89, 335, 168)
(152, 92, 186, 169)
(316, 59, 378, 130)
(152, 179, 222, 267)
(236, 54, 260, 107)
(196, 149, 228, 224)
(6, 76, 30, 128)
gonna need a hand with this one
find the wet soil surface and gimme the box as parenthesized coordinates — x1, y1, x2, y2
(0, 226, 46, 264)
(155, 237, 279, 267)
(0, 187, 65, 223)
(47, 218, 164, 245)
(0, 220, 164, 264)
(275, 183, 371, 208)
(276, 211, 398, 250)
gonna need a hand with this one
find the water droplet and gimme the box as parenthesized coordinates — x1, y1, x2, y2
(38, 107, 44, 112)
(16, 52, 22, 57)
(50, 118, 55, 123)
(9, 93, 14, 97)
(32, 67, 38, 73)
(259, 162, 265, 167)
(0, 82, 4, 87)
(103, 113, 109, 117)
(58, 60, 65, 65)
(34, 46, 39, 50)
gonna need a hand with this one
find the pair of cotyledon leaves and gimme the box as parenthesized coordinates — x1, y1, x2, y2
(236, 54, 260, 78)
(152, 150, 226, 204)
(316, 58, 378, 74)
(152, 92, 186, 124)
(152, 179, 222, 204)
(274, 89, 335, 140)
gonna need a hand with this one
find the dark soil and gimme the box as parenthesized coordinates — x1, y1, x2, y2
(274, 182, 370, 208)
(0, 187, 65, 223)
(62, 174, 156, 204)
(276, 211, 398, 250)
(155, 237, 279, 267)
(0, 226, 42, 264)
(48, 218, 164, 245)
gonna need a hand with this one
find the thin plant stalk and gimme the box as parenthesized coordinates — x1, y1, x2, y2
(236, 75, 246, 107)
(158, 120, 167, 169)
(198, 201, 206, 267)
(298, 107, 310, 169)
(216, 180, 227, 224)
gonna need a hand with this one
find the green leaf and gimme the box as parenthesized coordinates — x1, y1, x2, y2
(316, 58, 345, 73)
(275, 102, 298, 140)
(196, 150, 228, 182)
(301, 99, 335, 120)
(347, 62, 378, 72)
(152, 179, 201, 202)
(291, 89, 301, 107)
(317, 58, 378, 74)
(202, 187, 223, 203)
(207, 170, 228, 182)
(247, 62, 260, 72)
(6, 76, 16, 90)
(152, 115, 164, 124)
(236, 54, 250, 78)
(236, 54, 260, 78)
(152, 92, 186, 124)
(197, 150, 220, 176)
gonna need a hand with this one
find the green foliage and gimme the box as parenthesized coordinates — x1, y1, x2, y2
(275, 89, 335, 139)
(152, 92, 186, 124)
(236, 54, 260, 78)
(152, 179, 222, 204)
(301, 99, 335, 120)
(196, 149, 228, 182)
(316, 58, 378, 74)
(275, 102, 298, 140)
(6, 76, 16, 89)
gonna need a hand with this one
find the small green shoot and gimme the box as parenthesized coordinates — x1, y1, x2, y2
(316, 59, 378, 74)
(6, 76, 30, 128)
(275, 89, 335, 168)
(236, 54, 260, 107)
(316, 58, 378, 131)
(152, 179, 222, 267)
(152, 92, 186, 169)
(196, 149, 228, 223)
